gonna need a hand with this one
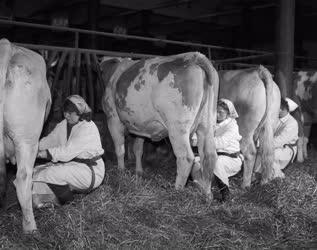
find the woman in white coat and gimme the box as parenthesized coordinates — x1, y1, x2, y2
(191, 98, 243, 202)
(32, 95, 105, 208)
(213, 99, 243, 201)
(271, 98, 298, 178)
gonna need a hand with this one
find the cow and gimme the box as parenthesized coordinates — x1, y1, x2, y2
(293, 71, 317, 162)
(100, 52, 219, 197)
(0, 39, 51, 234)
(218, 66, 281, 188)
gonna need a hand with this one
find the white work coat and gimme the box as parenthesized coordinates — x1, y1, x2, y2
(33, 119, 105, 193)
(272, 113, 298, 178)
(213, 118, 243, 186)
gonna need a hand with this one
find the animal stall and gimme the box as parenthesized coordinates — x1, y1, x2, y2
(0, 19, 281, 163)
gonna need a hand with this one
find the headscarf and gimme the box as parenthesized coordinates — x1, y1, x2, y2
(64, 95, 92, 121)
(218, 98, 239, 119)
(285, 97, 298, 112)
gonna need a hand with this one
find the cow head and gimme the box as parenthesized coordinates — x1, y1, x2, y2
(294, 71, 317, 120)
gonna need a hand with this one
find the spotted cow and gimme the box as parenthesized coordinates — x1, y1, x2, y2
(293, 71, 317, 162)
(0, 39, 51, 234)
(100, 52, 219, 197)
(218, 66, 281, 188)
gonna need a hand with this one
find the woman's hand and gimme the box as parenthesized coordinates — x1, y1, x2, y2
(37, 150, 48, 159)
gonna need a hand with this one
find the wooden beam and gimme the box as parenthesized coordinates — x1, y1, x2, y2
(1, 20, 272, 54)
(29, 0, 85, 18)
(216, 53, 273, 63)
(97, 0, 192, 22)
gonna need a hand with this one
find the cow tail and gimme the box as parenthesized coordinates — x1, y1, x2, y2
(194, 53, 219, 194)
(0, 39, 11, 206)
(254, 65, 275, 182)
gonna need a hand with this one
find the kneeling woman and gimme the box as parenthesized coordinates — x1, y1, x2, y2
(32, 95, 105, 208)
(213, 99, 243, 201)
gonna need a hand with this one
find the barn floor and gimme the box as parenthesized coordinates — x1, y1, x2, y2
(0, 149, 316, 249)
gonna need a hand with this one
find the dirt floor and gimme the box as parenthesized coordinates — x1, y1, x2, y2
(0, 148, 316, 249)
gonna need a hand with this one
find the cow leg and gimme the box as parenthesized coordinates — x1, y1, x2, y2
(190, 126, 214, 199)
(241, 138, 257, 189)
(0, 156, 6, 208)
(126, 135, 135, 162)
(296, 136, 304, 163)
(13, 142, 38, 234)
(303, 118, 312, 159)
(133, 137, 144, 176)
(303, 136, 309, 159)
(169, 130, 194, 190)
(107, 118, 126, 170)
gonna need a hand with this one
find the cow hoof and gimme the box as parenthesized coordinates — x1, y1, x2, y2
(241, 184, 251, 191)
(205, 192, 213, 202)
(24, 229, 41, 238)
(117, 166, 125, 172)
(136, 170, 144, 177)
(296, 156, 304, 163)
(175, 184, 184, 191)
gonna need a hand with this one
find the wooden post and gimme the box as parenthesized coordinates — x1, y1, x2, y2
(92, 53, 104, 111)
(75, 52, 81, 95)
(51, 51, 68, 100)
(65, 51, 75, 99)
(274, 0, 295, 98)
(85, 52, 94, 111)
(74, 31, 81, 94)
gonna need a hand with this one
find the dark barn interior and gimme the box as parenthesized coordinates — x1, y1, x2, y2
(0, 1, 317, 249)
(1, 0, 316, 147)
(1, 0, 317, 67)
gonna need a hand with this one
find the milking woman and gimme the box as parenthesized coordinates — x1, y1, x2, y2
(32, 95, 105, 208)
(192, 98, 243, 202)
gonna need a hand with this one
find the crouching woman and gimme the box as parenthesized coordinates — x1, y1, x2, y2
(192, 98, 243, 202)
(213, 99, 243, 201)
(32, 95, 105, 208)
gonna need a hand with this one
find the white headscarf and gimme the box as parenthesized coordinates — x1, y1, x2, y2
(285, 97, 298, 112)
(219, 98, 239, 119)
(66, 95, 92, 115)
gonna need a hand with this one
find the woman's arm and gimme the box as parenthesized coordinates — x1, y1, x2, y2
(48, 122, 102, 162)
(274, 119, 298, 148)
(39, 120, 66, 150)
(214, 120, 241, 151)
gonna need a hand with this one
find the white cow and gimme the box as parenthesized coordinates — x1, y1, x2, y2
(218, 66, 281, 187)
(0, 39, 51, 234)
(100, 52, 219, 197)
(293, 71, 317, 162)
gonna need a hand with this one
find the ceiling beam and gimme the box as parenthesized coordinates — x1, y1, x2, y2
(158, 3, 276, 26)
(29, 0, 86, 18)
(98, 0, 192, 21)
(127, 18, 232, 36)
